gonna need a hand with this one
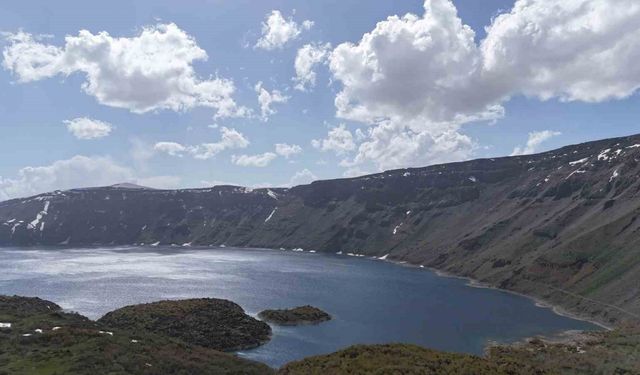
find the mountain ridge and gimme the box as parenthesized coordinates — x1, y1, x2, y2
(3, 132, 640, 326)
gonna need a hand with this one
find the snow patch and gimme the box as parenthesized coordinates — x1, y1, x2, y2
(569, 158, 589, 166)
(393, 223, 403, 235)
(379, 254, 389, 260)
(566, 169, 586, 179)
(28, 201, 50, 231)
(610, 169, 620, 182)
(150, 241, 160, 247)
(597, 149, 611, 161)
(264, 208, 277, 223)
(468, 176, 477, 183)
(267, 190, 278, 200)
(0, 323, 11, 328)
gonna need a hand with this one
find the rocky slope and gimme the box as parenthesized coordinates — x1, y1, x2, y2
(3, 133, 640, 325)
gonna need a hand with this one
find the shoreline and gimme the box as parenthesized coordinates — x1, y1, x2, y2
(419, 264, 613, 331)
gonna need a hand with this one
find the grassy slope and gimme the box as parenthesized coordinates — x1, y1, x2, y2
(0, 296, 273, 375)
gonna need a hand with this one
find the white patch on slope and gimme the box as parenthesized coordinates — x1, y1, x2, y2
(267, 189, 278, 200)
(27, 201, 50, 231)
(264, 207, 277, 223)
(610, 169, 620, 182)
(569, 158, 589, 166)
(393, 223, 403, 235)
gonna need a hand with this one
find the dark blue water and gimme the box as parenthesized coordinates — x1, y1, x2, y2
(0, 247, 598, 368)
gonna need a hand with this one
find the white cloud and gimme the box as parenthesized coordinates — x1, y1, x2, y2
(0, 155, 179, 200)
(64, 117, 113, 140)
(327, 0, 499, 171)
(329, 0, 499, 127)
(154, 127, 249, 160)
(481, 0, 640, 103)
(312, 124, 356, 155)
(154, 142, 187, 157)
(255, 81, 289, 120)
(255, 10, 313, 50)
(231, 152, 278, 167)
(288, 168, 317, 186)
(349, 121, 475, 170)
(2, 24, 247, 117)
(294, 43, 331, 91)
(275, 143, 302, 158)
(511, 130, 562, 156)
(326, 0, 640, 171)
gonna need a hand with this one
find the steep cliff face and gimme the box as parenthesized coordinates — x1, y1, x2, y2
(2, 134, 640, 325)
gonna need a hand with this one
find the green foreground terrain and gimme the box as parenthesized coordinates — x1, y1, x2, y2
(281, 328, 640, 375)
(1, 295, 638, 375)
(0, 296, 273, 375)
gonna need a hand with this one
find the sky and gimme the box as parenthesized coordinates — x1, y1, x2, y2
(1, 0, 640, 200)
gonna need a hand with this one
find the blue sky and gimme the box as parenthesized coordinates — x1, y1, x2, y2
(1, 0, 639, 199)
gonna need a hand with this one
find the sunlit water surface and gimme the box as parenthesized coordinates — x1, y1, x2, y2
(0, 247, 598, 368)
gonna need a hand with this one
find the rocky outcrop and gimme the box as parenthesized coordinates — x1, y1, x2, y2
(98, 298, 272, 351)
(258, 306, 331, 326)
(4, 134, 640, 325)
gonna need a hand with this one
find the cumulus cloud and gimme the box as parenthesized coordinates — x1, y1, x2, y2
(0, 155, 179, 200)
(255, 81, 289, 120)
(2, 24, 247, 117)
(288, 169, 317, 186)
(154, 142, 187, 157)
(327, 0, 499, 170)
(64, 117, 113, 140)
(312, 124, 356, 155)
(275, 143, 302, 158)
(511, 130, 562, 156)
(481, 0, 640, 103)
(325, 0, 640, 171)
(329, 0, 499, 127)
(154, 127, 249, 160)
(231, 152, 278, 167)
(255, 10, 313, 50)
(294, 43, 331, 91)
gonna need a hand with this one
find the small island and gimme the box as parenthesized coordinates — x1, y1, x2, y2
(259, 305, 332, 326)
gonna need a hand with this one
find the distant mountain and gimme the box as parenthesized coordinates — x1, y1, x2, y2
(3, 134, 640, 326)
(110, 183, 154, 190)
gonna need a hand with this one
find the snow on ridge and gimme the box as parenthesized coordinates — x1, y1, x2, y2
(267, 190, 278, 200)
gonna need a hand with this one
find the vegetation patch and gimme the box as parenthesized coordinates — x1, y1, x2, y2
(0, 295, 273, 375)
(258, 306, 331, 326)
(98, 298, 272, 351)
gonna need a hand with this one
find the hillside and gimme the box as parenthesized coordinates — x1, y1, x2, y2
(0, 296, 273, 375)
(2, 134, 640, 325)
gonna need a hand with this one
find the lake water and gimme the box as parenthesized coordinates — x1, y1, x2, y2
(0, 247, 597, 368)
